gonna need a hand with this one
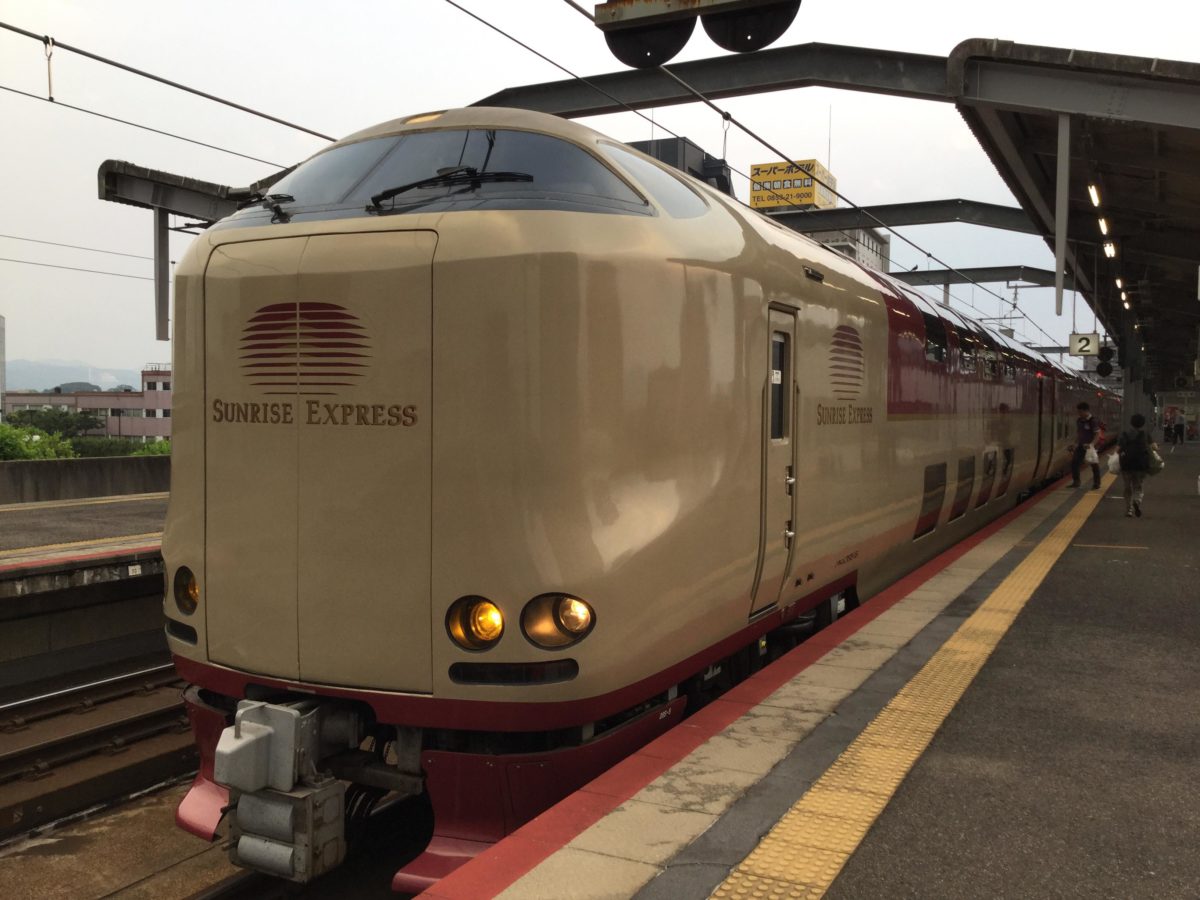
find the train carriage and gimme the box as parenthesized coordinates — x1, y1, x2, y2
(163, 106, 1116, 888)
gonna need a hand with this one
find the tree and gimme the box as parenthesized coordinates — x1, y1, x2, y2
(0, 423, 78, 460)
(7, 408, 103, 438)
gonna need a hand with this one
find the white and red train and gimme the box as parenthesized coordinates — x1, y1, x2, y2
(162, 106, 1117, 889)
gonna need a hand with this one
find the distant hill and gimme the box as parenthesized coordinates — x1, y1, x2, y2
(5, 360, 142, 392)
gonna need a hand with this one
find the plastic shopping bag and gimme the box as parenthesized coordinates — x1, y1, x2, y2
(1084, 445, 1099, 465)
(1106, 451, 1121, 475)
(1148, 450, 1165, 476)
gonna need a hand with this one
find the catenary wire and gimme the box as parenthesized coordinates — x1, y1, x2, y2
(0, 83, 285, 167)
(0, 20, 334, 141)
(0, 233, 155, 261)
(0, 256, 154, 281)
(462, 2, 1059, 346)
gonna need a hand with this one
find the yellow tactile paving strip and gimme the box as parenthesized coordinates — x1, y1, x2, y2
(713, 475, 1113, 899)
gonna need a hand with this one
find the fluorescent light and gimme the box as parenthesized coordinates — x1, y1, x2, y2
(1088, 184, 1101, 207)
(1121, 291, 1127, 301)
(1098, 218, 1109, 235)
(1103, 241, 1117, 258)
(1123, 300, 1131, 310)
(1115, 278, 1123, 289)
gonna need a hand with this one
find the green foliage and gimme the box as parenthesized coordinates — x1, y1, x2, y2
(0, 423, 79, 460)
(132, 440, 171, 456)
(7, 407, 103, 438)
(69, 436, 144, 457)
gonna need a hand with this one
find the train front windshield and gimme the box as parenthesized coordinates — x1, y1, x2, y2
(221, 128, 649, 226)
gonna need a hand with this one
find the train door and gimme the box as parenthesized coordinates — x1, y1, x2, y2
(751, 308, 798, 616)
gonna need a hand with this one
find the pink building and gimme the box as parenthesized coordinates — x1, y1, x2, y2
(2, 364, 172, 442)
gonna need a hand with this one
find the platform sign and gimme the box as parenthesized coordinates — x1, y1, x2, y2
(750, 160, 837, 210)
(1069, 332, 1100, 356)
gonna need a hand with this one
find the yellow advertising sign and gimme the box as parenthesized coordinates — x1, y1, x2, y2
(750, 159, 837, 210)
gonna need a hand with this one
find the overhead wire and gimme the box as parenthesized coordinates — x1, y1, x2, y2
(0, 83, 285, 167)
(481, 1, 1060, 347)
(0, 233, 154, 261)
(0, 20, 334, 141)
(0, 256, 154, 281)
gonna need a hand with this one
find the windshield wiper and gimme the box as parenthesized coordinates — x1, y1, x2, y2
(236, 192, 296, 211)
(367, 166, 533, 210)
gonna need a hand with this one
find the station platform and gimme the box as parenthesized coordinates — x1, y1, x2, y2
(0, 492, 164, 573)
(421, 444, 1200, 900)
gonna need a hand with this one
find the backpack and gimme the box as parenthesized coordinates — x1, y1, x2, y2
(1119, 430, 1150, 471)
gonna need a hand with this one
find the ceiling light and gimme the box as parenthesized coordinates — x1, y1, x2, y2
(1115, 278, 1123, 289)
(1103, 241, 1117, 258)
(1123, 299, 1131, 310)
(1098, 218, 1109, 235)
(1088, 184, 1101, 207)
(1121, 291, 1127, 301)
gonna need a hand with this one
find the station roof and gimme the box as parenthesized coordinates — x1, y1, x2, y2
(479, 38, 1200, 393)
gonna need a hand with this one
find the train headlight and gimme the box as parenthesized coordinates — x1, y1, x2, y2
(521, 594, 596, 649)
(447, 596, 505, 650)
(173, 566, 200, 615)
(555, 597, 593, 634)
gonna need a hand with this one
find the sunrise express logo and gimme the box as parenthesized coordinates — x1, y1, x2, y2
(816, 325, 873, 426)
(210, 302, 417, 427)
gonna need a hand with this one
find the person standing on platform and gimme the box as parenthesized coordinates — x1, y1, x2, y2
(1118, 413, 1156, 517)
(1071, 401, 1102, 489)
(1174, 411, 1186, 445)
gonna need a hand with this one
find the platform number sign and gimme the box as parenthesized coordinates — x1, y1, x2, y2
(1069, 333, 1100, 356)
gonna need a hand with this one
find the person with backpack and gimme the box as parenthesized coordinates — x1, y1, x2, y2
(1117, 413, 1157, 517)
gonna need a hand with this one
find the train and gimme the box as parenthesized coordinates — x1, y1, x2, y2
(162, 106, 1118, 890)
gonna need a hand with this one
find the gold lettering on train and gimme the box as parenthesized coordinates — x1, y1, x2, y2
(211, 399, 417, 427)
(816, 403, 874, 426)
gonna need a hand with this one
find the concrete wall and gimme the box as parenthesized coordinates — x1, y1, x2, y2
(0, 456, 169, 503)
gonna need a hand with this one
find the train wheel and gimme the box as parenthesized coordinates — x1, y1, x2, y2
(604, 17, 696, 68)
(701, 1, 800, 53)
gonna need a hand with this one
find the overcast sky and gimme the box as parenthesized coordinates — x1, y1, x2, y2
(1, 0, 1196, 378)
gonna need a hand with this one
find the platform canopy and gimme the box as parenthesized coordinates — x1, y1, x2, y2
(478, 39, 1200, 393)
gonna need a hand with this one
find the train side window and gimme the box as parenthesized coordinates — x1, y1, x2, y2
(770, 332, 789, 440)
(949, 456, 975, 520)
(602, 143, 709, 218)
(921, 313, 947, 364)
(914, 463, 947, 539)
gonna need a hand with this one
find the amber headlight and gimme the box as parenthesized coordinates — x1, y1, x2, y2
(173, 566, 200, 615)
(446, 596, 505, 651)
(521, 593, 596, 649)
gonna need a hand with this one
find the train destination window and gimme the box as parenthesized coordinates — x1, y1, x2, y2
(914, 463, 947, 539)
(770, 332, 789, 440)
(949, 456, 975, 521)
(976, 450, 997, 507)
(228, 129, 649, 224)
(602, 143, 709, 218)
(998, 448, 1015, 495)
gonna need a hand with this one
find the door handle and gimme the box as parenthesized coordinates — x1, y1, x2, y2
(785, 476, 796, 486)
(784, 529, 795, 540)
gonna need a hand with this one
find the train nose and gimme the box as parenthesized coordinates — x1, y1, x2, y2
(202, 229, 436, 692)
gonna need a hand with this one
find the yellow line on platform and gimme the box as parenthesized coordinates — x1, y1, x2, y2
(712, 474, 1115, 900)
(0, 531, 163, 558)
(0, 492, 168, 513)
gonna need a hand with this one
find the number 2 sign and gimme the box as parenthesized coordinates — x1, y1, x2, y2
(1069, 333, 1100, 356)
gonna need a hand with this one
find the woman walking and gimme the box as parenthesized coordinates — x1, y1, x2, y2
(1117, 413, 1156, 517)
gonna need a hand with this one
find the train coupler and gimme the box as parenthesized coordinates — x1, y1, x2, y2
(214, 698, 363, 882)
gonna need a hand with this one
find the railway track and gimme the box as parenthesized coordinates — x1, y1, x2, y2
(0, 661, 197, 843)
